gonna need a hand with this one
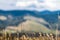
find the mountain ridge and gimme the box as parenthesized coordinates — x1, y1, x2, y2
(0, 10, 59, 31)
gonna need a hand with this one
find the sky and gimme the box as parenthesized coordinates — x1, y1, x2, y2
(0, 0, 60, 11)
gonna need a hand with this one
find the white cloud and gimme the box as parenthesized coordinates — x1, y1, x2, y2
(0, 0, 59, 11)
(16, 0, 45, 10)
(44, 0, 60, 10)
(16, 0, 60, 11)
(0, 16, 7, 20)
(16, 0, 39, 7)
(0, 0, 17, 10)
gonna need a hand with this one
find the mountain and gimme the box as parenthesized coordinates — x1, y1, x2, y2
(5, 20, 51, 33)
(0, 10, 58, 23)
(0, 10, 59, 31)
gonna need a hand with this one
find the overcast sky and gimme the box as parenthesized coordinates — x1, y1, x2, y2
(0, 0, 60, 11)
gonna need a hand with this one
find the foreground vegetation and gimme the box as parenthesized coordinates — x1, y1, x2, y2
(0, 32, 60, 40)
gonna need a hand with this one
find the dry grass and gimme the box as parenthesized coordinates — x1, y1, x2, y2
(0, 35, 60, 40)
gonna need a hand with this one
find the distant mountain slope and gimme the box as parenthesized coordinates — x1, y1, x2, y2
(5, 20, 51, 33)
(19, 20, 51, 33)
(0, 10, 58, 24)
(0, 10, 59, 30)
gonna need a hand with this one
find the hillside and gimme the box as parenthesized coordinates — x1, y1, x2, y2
(0, 10, 58, 30)
(5, 20, 53, 33)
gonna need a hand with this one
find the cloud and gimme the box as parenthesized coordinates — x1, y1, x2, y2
(0, 0, 17, 10)
(0, 0, 59, 11)
(16, 0, 60, 11)
(0, 16, 7, 21)
(16, 0, 38, 7)
(16, 0, 45, 11)
(44, 0, 60, 10)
